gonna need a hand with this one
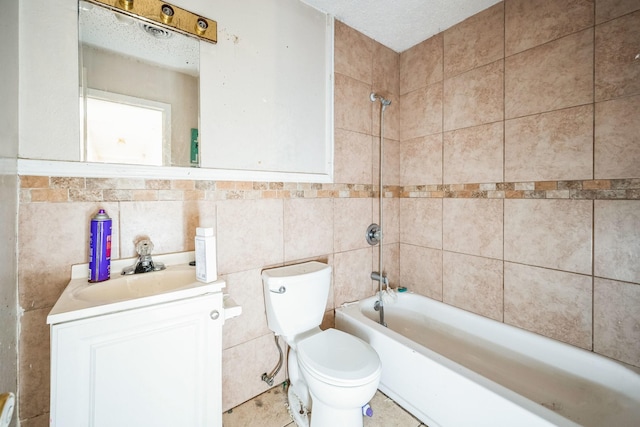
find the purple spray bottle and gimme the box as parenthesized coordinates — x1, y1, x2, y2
(88, 209, 112, 282)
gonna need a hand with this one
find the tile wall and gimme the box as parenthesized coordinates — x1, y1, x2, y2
(398, 0, 640, 366)
(15, 0, 640, 425)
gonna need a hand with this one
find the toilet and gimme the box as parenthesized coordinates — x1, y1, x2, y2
(262, 261, 381, 427)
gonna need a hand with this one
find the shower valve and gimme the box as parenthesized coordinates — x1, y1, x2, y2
(366, 223, 381, 245)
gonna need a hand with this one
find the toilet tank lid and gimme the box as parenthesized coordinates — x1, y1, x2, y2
(262, 261, 330, 284)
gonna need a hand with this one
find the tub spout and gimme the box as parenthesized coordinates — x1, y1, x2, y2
(371, 271, 389, 287)
(372, 272, 388, 326)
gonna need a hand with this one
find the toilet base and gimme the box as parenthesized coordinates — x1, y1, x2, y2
(287, 387, 310, 427)
(308, 392, 363, 427)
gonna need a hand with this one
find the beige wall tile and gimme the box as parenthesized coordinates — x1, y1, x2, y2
(399, 198, 443, 249)
(119, 201, 194, 258)
(222, 334, 287, 412)
(595, 95, 640, 179)
(443, 122, 504, 184)
(334, 73, 372, 134)
(505, 29, 593, 119)
(596, 0, 640, 23)
(443, 198, 503, 260)
(594, 278, 640, 366)
(373, 196, 400, 244)
(333, 198, 372, 252)
(444, 3, 504, 77)
(595, 10, 640, 101)
(399, 244, 443, 299)
(443, 60, 504, 131)
(374, 242, 400, 290)
(284, 198, 333, 262)
(594, 200, 640, 284)
(333, 129, 372, 185)
(19, 414, 49, 427)
(334, 20, 373, 84)
(18, 202, 119, 310)
(372, 243, 398, 292)
(216, 199, 283, 273)
(373, 137, 400, 187)
(372, 41, 400, 97)
(18, 308, 50, 420)
(443, 251, 503, 321)
(221, 268, 270, 350)
(505, 105, 594, 182)
(505, 0, 594, 56)
(504, 199, 592, 274)
(399, 33, 443, 95)
(504, 262, 593, 349)
(400, 83, 443, 140)
(20, 175, 49, 188)
(333, 247, 375, 306)
(372, 95, 400, 141)
(399, 134, 443, 186)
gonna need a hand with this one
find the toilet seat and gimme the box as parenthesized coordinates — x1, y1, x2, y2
(297, 329, 381, 387)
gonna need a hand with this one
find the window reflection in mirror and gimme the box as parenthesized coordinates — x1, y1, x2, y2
(79, 0, 199, 167)
(85, 89, 170, 165)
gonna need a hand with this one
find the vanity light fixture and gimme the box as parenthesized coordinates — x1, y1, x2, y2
(87, 0, 217, 43)
(120, 0, 133, 11)
(160, 4, 174, 24)
(195, 17, 208, 36)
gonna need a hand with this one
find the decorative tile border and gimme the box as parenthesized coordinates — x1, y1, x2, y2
(19, 176, 381, 203)
(401, 179, 640, 200)
(19, 176, 640, 203)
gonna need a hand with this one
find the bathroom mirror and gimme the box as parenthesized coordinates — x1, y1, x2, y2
(79, 0, 199, 167)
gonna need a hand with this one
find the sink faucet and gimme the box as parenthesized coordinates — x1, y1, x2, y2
(122, 239, 166, 275)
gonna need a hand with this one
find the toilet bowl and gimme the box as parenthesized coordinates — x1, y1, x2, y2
(262, 262, 382, 427)
(297, 329, 381, 426)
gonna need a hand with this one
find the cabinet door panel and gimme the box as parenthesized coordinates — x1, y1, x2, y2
(51, 294, 223, 427)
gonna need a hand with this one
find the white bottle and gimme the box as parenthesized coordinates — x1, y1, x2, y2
(195, 227, 217, 283)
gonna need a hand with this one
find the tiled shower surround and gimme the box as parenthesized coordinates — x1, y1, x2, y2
(17, 0, 639, 425)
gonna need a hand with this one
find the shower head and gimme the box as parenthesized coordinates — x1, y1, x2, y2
(370, 92, 391, 107)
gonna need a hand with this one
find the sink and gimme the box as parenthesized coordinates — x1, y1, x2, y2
(73, 267, 198, 303)
(48, 251, 227, 324)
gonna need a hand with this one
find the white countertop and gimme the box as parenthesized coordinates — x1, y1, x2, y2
(48, 251, 227, 324)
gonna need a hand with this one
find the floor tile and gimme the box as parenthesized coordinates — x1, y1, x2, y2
(223, 387, 425, 427)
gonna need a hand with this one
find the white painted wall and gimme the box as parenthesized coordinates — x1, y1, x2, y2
(19, 0, 80, 161)
(0, 0, 19, 425)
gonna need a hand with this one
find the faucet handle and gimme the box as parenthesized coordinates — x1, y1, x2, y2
(135, 239, 154, 256)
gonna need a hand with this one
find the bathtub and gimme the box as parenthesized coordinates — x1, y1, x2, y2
(335, 293, 640, 427)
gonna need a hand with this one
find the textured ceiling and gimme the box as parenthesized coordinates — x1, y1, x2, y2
(301, 0, 502, 52)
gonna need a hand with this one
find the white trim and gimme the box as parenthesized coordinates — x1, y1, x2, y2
(17, 158, 332, 183)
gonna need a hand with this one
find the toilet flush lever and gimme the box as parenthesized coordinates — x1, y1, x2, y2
(270, 286, 286, 294)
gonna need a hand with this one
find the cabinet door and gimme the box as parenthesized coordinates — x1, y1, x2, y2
(50, 293, 223, 427)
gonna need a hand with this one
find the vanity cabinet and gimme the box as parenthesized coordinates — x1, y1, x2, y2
(50, 292, 224, 427)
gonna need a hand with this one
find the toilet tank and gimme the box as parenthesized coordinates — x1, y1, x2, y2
(262, 261, 331, 337)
